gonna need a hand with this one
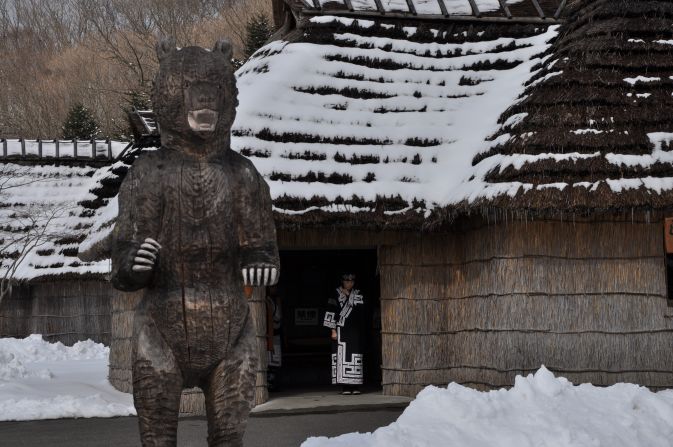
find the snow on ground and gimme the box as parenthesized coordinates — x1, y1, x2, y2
(4, 336, 673, 447)
(0, 335, 135, 421)
(302, 367, 673, 447)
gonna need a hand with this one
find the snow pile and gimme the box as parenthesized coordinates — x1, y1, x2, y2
(0, 335, 135, 421)
(303, 367, 673, 447)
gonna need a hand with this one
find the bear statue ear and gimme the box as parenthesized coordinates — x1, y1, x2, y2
(156, 37, 176, 62)
(213, 39, 233, 60)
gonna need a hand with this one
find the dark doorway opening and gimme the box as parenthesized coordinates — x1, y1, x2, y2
(269, 249, 381, 392)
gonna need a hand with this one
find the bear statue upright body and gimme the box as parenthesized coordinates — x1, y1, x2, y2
(111, 38, 279, 447)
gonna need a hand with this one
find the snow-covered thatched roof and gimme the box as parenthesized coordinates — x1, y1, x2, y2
(473, 0, 673, 213)
(232, 15, 558, 227)
(6, 0, 673, 279)
(0, 141, 133, 280)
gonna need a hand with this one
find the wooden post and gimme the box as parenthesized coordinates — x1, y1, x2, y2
(91, 139, 95, 159)
(312, 0, 321, 10)
(530, 0, 545, 18)
(373, 0, 386, 14)
(664, 218, 673, 254)
(38, 139, 42, 158)
(405, 0, 417, 15)
(55, 140, 60, 158)
(20, 138, 25, 157)
(436, 0, 449, 17)
(246, 286, 269, 406)
(466, 0, 481, 17)
(554, 0, 566, 19)
(2, 139, 6, 158)
(73, 139, 78, 158)
(343, 0, 354, 11)
(497, 0, 512, 18)
(107, 140, 112, 160)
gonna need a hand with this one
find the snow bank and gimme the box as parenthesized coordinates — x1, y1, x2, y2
(302, 367, 673, 447)
(0, 335, 135, 421)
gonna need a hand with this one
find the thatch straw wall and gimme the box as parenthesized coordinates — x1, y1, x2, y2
(380, 217, 673, 397)
(109, 287, 269, 416)
(108, 290, 142, 394)
(0, 280, 111, 345)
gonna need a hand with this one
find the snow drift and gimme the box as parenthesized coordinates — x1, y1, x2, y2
(302, 367, 673, 447)
(0, 335, 135, 421)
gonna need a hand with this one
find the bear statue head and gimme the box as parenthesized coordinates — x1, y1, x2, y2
(152, 37, 238, 155)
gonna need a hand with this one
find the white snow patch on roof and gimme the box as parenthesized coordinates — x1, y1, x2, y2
(234, 23, 559, 209)
(623, 76, 661, 85)
(603, 133, 673, 168)
(536, 182, 567, 191)
(527, 70, 563, 88)
(571, 129, 603, 135)
(502, 113, 528, 129)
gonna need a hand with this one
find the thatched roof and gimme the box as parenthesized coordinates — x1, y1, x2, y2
(10, 0, 673, 281)
(233, 14, 558, 228)
(470, 0, 673, 214)
(0, 141, 135, 280)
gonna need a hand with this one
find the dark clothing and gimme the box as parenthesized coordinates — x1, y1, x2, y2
(324, 287, 365, 385)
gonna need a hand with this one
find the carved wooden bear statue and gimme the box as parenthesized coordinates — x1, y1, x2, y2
(111, 37, 280, 447)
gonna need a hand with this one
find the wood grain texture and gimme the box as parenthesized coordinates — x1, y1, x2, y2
(108, 286, 270, 413)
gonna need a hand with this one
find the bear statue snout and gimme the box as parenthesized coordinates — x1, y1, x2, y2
(187, 109, 219, 132)
(184, 80, 222, 132)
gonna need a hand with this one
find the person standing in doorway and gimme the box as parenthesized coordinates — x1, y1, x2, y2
(323, 273, 365, 394)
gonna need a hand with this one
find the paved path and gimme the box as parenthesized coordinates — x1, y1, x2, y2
(252, 389, 411, 415)
(0, 409, 402, 447)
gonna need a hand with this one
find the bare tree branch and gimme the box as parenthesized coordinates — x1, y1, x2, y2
(0, 204, 70, 304)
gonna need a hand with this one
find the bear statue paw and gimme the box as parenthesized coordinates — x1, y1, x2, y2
(132, 238, 162, 272)
(242, 265, 278, 286)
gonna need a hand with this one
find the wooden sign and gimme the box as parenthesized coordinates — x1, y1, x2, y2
(665, 218, 673, 253)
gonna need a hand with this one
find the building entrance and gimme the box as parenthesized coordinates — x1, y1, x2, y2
(268, 249, 381, 391)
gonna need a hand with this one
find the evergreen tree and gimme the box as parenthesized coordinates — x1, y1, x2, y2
(244, 13, 274, 59)
(127, 90, 151, 112)
(61, 103, 100, 140)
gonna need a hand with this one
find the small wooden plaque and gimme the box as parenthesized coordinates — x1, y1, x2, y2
(665, 218, 673, 253)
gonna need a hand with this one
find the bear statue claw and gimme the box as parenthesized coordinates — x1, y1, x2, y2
(242, 266, 278, 287)
(132, 238, 162, 272)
